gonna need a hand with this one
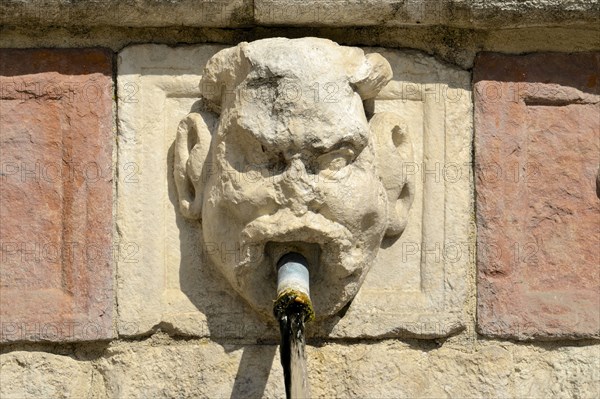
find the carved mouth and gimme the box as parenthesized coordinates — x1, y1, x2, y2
(238, 209, 355, 276)
(264, 241, 321, 273)
(240, 209, 352, 243)
(231, 208, 370, 319)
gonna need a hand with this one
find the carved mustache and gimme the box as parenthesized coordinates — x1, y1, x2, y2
(239, 208, 353, 249)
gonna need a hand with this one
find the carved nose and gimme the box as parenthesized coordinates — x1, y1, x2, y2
(279, 157, 317, 214)
(289, 157, 306, 175)
(286, 158, 315, 190)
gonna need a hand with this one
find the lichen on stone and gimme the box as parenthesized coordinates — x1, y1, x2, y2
(273, 288, 315, 323)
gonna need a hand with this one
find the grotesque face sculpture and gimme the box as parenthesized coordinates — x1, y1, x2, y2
(174, 38, 413, 321)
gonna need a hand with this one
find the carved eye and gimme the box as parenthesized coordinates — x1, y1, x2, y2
(244, 143, 269, 167)
(244, 140, 286, 176)
(318, 147, 356, 175)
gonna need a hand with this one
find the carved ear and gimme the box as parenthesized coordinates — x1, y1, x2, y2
(370, 112, 415, 237)
(174, 112, 217, 220)
(350, 53, 393, 100)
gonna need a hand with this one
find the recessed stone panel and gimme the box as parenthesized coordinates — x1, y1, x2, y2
(0, 49, 114, 342)
(475, 52, 600, 340)
(116, 44, 472, 340)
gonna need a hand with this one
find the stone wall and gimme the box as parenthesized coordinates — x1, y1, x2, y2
(1, 1, 599, 398)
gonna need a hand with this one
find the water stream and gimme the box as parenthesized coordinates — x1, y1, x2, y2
(273, 253, 314, 399)
(278, 310, 310, 399)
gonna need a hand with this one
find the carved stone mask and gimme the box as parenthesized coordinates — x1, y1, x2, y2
(174, 38, 414, 320)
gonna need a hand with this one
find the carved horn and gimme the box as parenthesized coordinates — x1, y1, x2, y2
(350, 53, 393, 100)
(199, 43, 250, 113)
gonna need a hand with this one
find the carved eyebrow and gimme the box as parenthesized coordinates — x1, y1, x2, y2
(323, 129, 368, 154)
(325, 140, 358, 153)
(226, 119, 271, 148)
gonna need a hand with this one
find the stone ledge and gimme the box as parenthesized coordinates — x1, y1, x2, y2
(0, 0, 254, 28)
(255, 0, 600, 28)
(1, 0, 598, 29)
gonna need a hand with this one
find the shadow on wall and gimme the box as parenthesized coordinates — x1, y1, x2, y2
(230, 345, 278, 398)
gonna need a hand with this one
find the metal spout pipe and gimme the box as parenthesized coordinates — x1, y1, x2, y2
(273, 252, 314, 322)
(277, 253, 310, 297)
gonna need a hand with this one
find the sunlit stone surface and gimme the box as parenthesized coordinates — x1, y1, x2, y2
(116, 41, 472, 340)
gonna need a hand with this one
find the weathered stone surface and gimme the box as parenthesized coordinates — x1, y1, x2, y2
(117, 43, 472, 340)
(475, 52, 600, 340)
(2, 334, 598, 398)
(173, 38, 413, 321)
(0, 49, 114, 342)
(256, 0, 600, 28)
(1, 0, 597, 29)
(93, 337, 600, 398)
(0, 351, 95, 398)
(0, 0, 253, 28)
(2, 26, 599, 73)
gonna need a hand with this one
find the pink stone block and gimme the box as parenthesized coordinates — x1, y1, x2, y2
(475, 52, 600, 340)
(0, 49, 114, 342)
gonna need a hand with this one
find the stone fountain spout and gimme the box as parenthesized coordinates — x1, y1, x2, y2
(173, 37, 414, 322)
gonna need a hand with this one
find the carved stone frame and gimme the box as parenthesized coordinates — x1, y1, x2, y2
(116, 44, 473, 340)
